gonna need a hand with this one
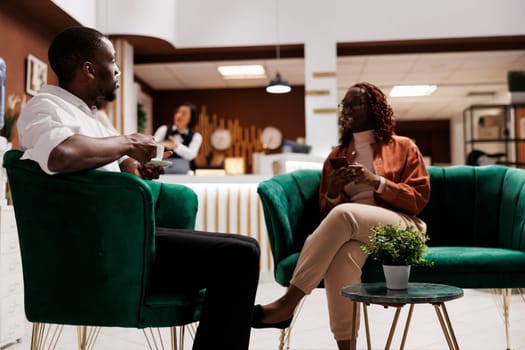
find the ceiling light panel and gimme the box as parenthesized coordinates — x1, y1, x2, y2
(217, 65, 266, 79)
(389, 85, 437, 97)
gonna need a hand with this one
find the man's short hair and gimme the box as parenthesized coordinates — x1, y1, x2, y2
(48, 27, 105, 85)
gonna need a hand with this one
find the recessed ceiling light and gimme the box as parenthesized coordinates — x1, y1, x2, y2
(389, 85, 437, 97)
(217, 65, 266, 79)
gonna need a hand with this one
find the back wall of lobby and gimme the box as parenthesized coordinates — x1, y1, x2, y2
(153, 86, 307, 144)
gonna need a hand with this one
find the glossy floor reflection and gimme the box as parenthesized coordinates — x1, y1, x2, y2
(4, 278, 525, 350)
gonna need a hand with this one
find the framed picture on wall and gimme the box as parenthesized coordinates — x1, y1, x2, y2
(25, 54, 47, 96)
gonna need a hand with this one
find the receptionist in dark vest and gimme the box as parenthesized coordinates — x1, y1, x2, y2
(154, 102, 202, 174)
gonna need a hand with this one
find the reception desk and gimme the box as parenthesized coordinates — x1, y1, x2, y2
(159, 174, 274, 272)
(160, 154, 325, 273)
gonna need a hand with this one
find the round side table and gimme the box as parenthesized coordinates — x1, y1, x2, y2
(340, 282, 464, 350)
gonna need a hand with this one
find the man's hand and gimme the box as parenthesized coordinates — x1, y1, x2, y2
(124, 133, 158, 163)
(137, 163, 165, 180)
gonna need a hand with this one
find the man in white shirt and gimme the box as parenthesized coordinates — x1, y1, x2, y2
(18, 29, 163, 179)
(16, 26, 259, 350)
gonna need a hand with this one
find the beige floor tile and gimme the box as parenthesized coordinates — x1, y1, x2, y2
(3, 282, 525, 350)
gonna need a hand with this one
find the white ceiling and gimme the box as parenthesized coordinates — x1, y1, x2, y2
(134, 50, 525, 120)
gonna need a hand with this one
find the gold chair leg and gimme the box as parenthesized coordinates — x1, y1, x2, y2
(179, 326, 185, 350)
(77, 326, 101, 350)
(277, 297, 305, 350)
(278, 329, 286, 350)
(143, 328, 166, 350)
(503, 288, 511, 350)
(170, 327, 178, 350)
(31, 323, 64, 350)
(491, 288, 513, 350)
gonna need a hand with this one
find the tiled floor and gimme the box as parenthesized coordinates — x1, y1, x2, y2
(4, 277, 525, 350)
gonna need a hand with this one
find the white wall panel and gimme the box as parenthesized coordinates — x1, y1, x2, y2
(51, 0, 97, 27)
(96, 0, 177, 46)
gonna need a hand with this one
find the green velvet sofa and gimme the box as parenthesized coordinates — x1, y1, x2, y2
(3, 150, 204, 349)
(258, 165, 525, 350)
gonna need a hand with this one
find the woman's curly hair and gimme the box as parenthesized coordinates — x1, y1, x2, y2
(339, 82, 396, 148)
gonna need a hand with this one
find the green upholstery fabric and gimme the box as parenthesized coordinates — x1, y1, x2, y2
(257, 170, 321, 286)
(3, 150, 203, 328)
(257, 165, 525, 289)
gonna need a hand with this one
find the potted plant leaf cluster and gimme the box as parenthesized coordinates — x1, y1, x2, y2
(361, 223, 433, 290)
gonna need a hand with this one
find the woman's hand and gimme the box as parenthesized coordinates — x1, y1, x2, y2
(167, 136, 178, 149)
(326, 166, 356, 197)
(348, 164, 381, 189)
(327, 164, 381, 197)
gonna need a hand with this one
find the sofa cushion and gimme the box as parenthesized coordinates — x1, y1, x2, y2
(408, 247, 525, 288)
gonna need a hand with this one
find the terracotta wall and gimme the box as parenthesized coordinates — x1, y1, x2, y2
(0, 3, 59, 99)
(153, 86, 306, 143)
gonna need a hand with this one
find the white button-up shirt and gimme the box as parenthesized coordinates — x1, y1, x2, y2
(17, 85, 121, 174)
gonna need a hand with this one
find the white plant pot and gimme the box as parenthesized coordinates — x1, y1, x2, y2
(383, 265, 411, 290)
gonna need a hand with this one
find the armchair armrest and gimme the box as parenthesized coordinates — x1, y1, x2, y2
(153, 182, 198, 230)
(257, 180, 294, 265)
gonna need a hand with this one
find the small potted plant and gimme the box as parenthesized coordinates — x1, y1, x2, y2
(361, 223, 432, 290)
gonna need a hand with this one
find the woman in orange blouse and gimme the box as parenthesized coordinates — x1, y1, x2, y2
(253, 82, 430, 350)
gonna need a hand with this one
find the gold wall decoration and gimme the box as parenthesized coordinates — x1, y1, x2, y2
(313, 108, 338, 114)
(312, 71, 336, 78)
(195, 106, 265, 172)
(305, 90, 330, 96)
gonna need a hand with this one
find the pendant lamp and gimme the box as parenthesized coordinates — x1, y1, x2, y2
(266, 0, 291, 94)
(266, 70, 291, 94)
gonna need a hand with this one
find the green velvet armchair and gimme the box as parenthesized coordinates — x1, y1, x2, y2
(3, 150, 204, 349)
(258, 166, 525, 350)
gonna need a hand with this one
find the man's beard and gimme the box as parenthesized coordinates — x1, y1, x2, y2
(103, 90, 117, 102)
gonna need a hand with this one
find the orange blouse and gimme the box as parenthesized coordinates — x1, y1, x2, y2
(319, 135, 430, 217)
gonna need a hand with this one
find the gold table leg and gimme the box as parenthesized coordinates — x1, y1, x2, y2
(385, 306, 402, 350)
(434, 303, 459, 350)
(350, 301, 358, 350)
(400, 304, 414, 350)
(355, 301, 459, 350)
(362, 303, 372, 350)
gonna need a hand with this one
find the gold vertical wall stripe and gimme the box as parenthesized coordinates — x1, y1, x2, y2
(313, 108, 338, 114)
(226, 188, 230, 233)
(312, 71, 336, 78)
(215, 188, 219, 231)
(119, 40, 125, 134)
(247, 191, 252, 238)
(203, 189, 208, 231)
(305, 90, 330, 96)
(237, 189, 241, 234)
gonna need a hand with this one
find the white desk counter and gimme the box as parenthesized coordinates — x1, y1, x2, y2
(159, 174, 274, 272)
